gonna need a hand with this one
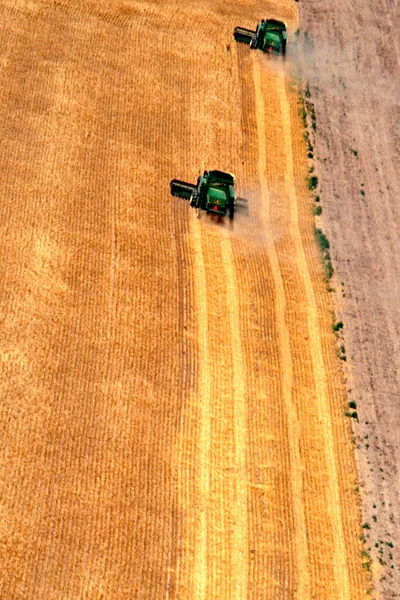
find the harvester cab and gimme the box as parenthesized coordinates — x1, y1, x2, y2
(170, 170, 236, 220)
(234, 19, 287, 56)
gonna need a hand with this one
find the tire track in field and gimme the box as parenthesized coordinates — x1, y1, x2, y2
(252, 58, 310, 600)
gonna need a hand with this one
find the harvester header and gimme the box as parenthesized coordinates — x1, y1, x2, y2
(234, 19, 287, 55)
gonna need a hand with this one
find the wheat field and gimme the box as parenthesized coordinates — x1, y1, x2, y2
(0, 1, 369, 598)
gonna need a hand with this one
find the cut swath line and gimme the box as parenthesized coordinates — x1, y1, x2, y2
(220, 237, 248, 600)
(191, 219, 210, 600)
(190, 224, 249, 600)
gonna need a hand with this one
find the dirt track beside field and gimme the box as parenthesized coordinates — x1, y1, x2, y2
(0, 1, 371, 598)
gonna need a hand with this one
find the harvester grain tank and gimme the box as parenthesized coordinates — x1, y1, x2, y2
(170, 170, 236, 219)
(234, 19, 287, 55)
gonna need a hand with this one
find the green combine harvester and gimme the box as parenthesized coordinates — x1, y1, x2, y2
(234, 19, 287, 55)
(170, 170, 236, 219)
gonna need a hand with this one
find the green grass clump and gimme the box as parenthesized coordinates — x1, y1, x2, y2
(313, 205, 322, 216)
(361, 550, 371, 571)
(314, 227, 334, 280)
(315, 228, 329, 251)
(308, 175, 318, 190)
(324, 259, 334, 280)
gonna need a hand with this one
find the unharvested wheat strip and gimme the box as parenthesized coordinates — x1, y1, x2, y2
(21, 60, 101, 597)
(172, 167, 197, 598)
(220, 237, 248, 600)
(277, 72, 350, 600)
(190, 219, 211, 600)
(252, 57, 310, 600)
(165, 100, 195, 599)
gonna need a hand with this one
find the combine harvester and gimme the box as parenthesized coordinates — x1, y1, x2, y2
(170, 170, 236, 220)
(234, 19, 287, 56)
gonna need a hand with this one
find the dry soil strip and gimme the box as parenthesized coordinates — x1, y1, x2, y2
(252, 57, 310, 600)
(276, 71, 350, 600)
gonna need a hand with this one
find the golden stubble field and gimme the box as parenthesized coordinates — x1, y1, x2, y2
(0, 0, 370, 598)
